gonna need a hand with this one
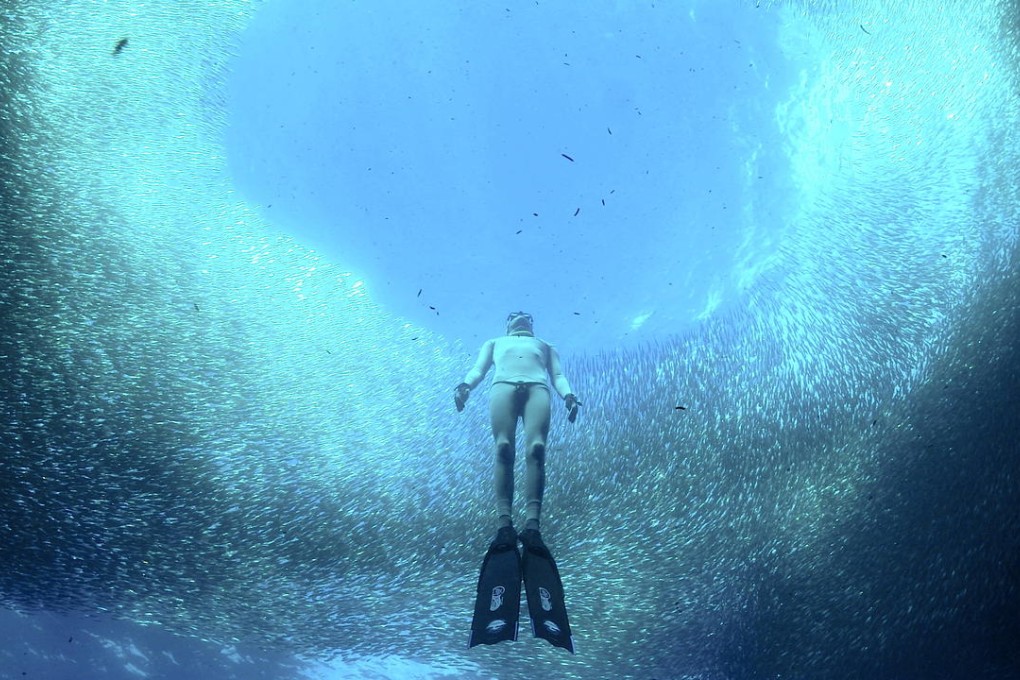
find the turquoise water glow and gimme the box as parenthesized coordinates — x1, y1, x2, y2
(1, 1, 1017, 679)
(226, 1, 791, 351)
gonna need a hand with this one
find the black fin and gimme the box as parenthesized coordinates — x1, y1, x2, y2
(469, 529, 522, 647)
(520, 529, 574, 653)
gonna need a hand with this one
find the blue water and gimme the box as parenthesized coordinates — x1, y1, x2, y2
(225, 0, 788, 351)
(2, 1, 1019, 679)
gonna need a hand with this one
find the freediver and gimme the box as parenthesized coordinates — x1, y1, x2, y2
(457, 311, 579, 652)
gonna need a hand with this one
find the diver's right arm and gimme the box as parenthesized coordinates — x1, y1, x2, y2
(455, 339, 495, 411)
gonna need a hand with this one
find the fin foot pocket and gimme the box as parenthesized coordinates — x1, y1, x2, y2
(491, 525, 518, 551)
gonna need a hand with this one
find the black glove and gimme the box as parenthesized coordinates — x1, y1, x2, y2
(564, 394, 581, 423)
(454, 383, 471, 412)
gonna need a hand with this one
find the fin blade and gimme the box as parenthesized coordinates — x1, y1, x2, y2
(469, 545, 522, 647)
(522, 540, 574, 654)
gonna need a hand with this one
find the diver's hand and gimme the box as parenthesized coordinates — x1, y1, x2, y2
(454, 383, 471, 412)
(564, 394, 581, 423)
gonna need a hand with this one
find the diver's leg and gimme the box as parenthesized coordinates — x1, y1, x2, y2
(521, 386, 552, 531)
(489, 382, 519, 529)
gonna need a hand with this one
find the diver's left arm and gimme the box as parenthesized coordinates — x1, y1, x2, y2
(547, 344, 581, 423)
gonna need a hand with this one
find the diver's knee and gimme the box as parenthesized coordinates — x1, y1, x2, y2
(526, 442, 546, 464)
(495, 440, 514, 464)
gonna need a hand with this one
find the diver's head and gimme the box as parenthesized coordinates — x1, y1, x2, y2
(506, 311, 534, 336)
